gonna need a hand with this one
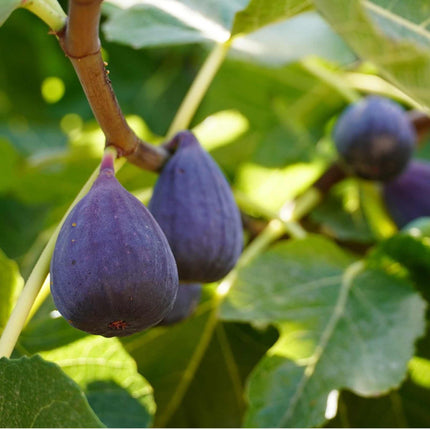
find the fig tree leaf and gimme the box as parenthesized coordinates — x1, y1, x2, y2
(0, 0, 20, 27)
(314, 0, 430, 108)
(121, 297, 217, 427)
(221, 236, 426, 427)
(165, 322, 278, 427)
(0, 138, 20, 193)
(102, 0, 353, 67)
(310, 179, 375, 243)
(0, 356, 103, 428)
(231, 0, 313, 37)
(0, 248, 23, 333)
(40, 336, 155, 428)
(230, 11, 355, 66)
(367, 232, 430, 302)
(235, 161, 324, 214)
(122, 291, 277, 428)
(102, 0, 247, 47)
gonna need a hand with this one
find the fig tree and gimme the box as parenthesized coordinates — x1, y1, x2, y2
(333, 96, 415, 181)
(50, 151, 178, 337)
(149, 131, 243, 282)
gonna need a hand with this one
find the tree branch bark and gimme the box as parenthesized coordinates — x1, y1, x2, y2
(58, 0, 168, 171)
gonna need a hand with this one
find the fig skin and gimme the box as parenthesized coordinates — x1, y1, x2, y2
(333, 96, 416, 181)
(158, 282, 202, 326)
(383, 160, 430, 228)
(50, 152, 178, 337)
(149, 131, 243, 283)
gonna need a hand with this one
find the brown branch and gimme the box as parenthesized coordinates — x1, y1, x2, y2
(313, 162, 347, 195)
(408, 110, 430, 144)
(58, 0, 169, 171)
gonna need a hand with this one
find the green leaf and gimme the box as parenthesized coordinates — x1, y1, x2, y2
(102, 0, 353, 68)
(221, 236, 426, 427)
(327, 358, 430, 428)
(231, 11, 355, 67)
(40, 336, 155, 428)
(314, 0, 430, 108)
(235, 161, 324, 214)
(0, 0, 20, 27)
(165, 322, 278, 427)
(122, 297, 217, 427)
(0, 248, 23, 332)
(123, 293, 277, 428)
(310, 179, 375, 244)
(367, 232, 430, 304)
(231, 0, 313, 37)
(103, 0, 248, 47)
(192, 110, 249, 152)
(0, 138, 20, 193)
(0, 355, 103, 427)
(0, 197, 48, 262)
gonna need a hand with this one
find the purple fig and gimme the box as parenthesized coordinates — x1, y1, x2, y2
(149, 131, 243, 283)
(383, 160, 430, 228)
(333, 96, 416, 181)
(158, 282, 202, 326)
(50, 151, 178, 337)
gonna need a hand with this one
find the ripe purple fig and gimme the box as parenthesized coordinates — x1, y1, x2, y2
(149, 131, 243, 283)
(50, 151, 178, 337)
(158, 282, 202, 326)
(383, 160, 430, 228)
(333, 96, 416, 181)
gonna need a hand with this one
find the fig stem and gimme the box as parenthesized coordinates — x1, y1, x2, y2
(166, 41, 231, 138)
(0, 149, 125, 358)
(100, 146, 116, 172)
(21, 0, 67, 32)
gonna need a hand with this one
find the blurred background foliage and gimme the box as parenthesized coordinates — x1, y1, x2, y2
(2, 0, 430, 427)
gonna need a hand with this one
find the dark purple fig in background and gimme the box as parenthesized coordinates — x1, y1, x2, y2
(50, 151, 178, 337)
(158, 282, 202, 326)
(333, 96, 416, 181)
(383, 160, 430, 228)
(149, 131, 243, 283)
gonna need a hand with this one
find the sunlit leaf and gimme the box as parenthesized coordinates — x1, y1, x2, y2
(40, 336, 155, 428)
(0, 356, 103, 427)
(192, 110, 249, 152)
(221, 236, 426, 427)
(231, 0, 313, 37)
(315, 0, 430, 109)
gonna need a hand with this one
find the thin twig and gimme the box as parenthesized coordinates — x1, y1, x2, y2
(58, 0, 169, 171)
(408, 110, 430, 143)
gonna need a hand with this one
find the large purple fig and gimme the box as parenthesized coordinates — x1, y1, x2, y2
(50, 151, 178, 337)
(333, 96, 415, 181)
(383, 160, 430, 228)
(149, 131, 243, 282)
(158, 282, 202, 326)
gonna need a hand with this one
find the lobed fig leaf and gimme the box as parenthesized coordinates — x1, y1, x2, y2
(149, 131, 243, 283)
(383, 160, 430, 228)
(333, 96, 416, 181)
(158, 282, 202, 326)
(50, 152, 178, 337)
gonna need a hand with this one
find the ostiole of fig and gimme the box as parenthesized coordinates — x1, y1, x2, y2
(50, 150, 179, 337)
(149, 131, 243, 283)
